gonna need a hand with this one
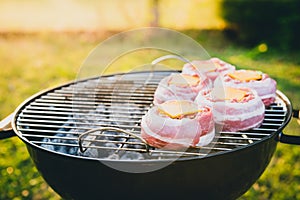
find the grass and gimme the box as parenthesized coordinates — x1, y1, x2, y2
(0, 32, 99, 200)
(0, 30, 299, 200)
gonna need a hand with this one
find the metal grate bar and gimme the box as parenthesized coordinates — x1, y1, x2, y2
(17, 122, 140, 131)
(21, 129, 266, 143)
(23, 106, 148, 116)
(58, 88, 157, 94)
(18, 117, 141, 125)
(20, 110, 144, 119)
(39, 95, 154, 104)
(34, 99, 151, 107)
(50, 92, 156, 100)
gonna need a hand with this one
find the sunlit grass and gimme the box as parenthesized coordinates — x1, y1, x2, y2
(0, 30, 299, 200)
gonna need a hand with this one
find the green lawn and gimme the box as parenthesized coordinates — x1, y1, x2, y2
(0, 30, 299, 200)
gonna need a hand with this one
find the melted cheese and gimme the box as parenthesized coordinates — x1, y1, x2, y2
(228, 70, 262, 82)
(213, 62, 222, 69)
(168, 74, 200, 87)
(213, 87, 247, 101)
(193, 62, 216, 72)
(158, 100, 199, 118)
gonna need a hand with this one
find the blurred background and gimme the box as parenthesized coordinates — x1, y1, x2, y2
(0, 0, 299, 199)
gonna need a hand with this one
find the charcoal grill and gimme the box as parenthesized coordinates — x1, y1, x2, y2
(14, 71, 290, 159)
(1, 70, 299, 200)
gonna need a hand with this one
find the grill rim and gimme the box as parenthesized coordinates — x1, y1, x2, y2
(11, 70, 294, 163)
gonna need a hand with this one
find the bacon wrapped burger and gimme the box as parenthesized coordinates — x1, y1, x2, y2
(141, 100, 214, 150)
(195, 86, 265, 132)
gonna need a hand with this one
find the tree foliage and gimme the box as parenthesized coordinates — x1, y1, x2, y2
(221, 0, 300, 50)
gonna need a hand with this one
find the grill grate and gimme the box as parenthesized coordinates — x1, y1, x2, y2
(16, 71, 288, 160)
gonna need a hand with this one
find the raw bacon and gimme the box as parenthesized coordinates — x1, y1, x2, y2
(195, 87, 265, 132)
(182, 57, 235, 82)
(153, 73, 210, 105)
(141, 100, 214, 149)
(216, 69, 277, 107)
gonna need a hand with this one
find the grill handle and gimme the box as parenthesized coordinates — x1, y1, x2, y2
(0, 113, 16, 139)
(151, 54, 190, 65)
(278, 109, 300, 145)
(78, 127, 149, 153)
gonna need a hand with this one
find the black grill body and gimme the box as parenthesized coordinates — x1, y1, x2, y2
(10, 71, 293, 200)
